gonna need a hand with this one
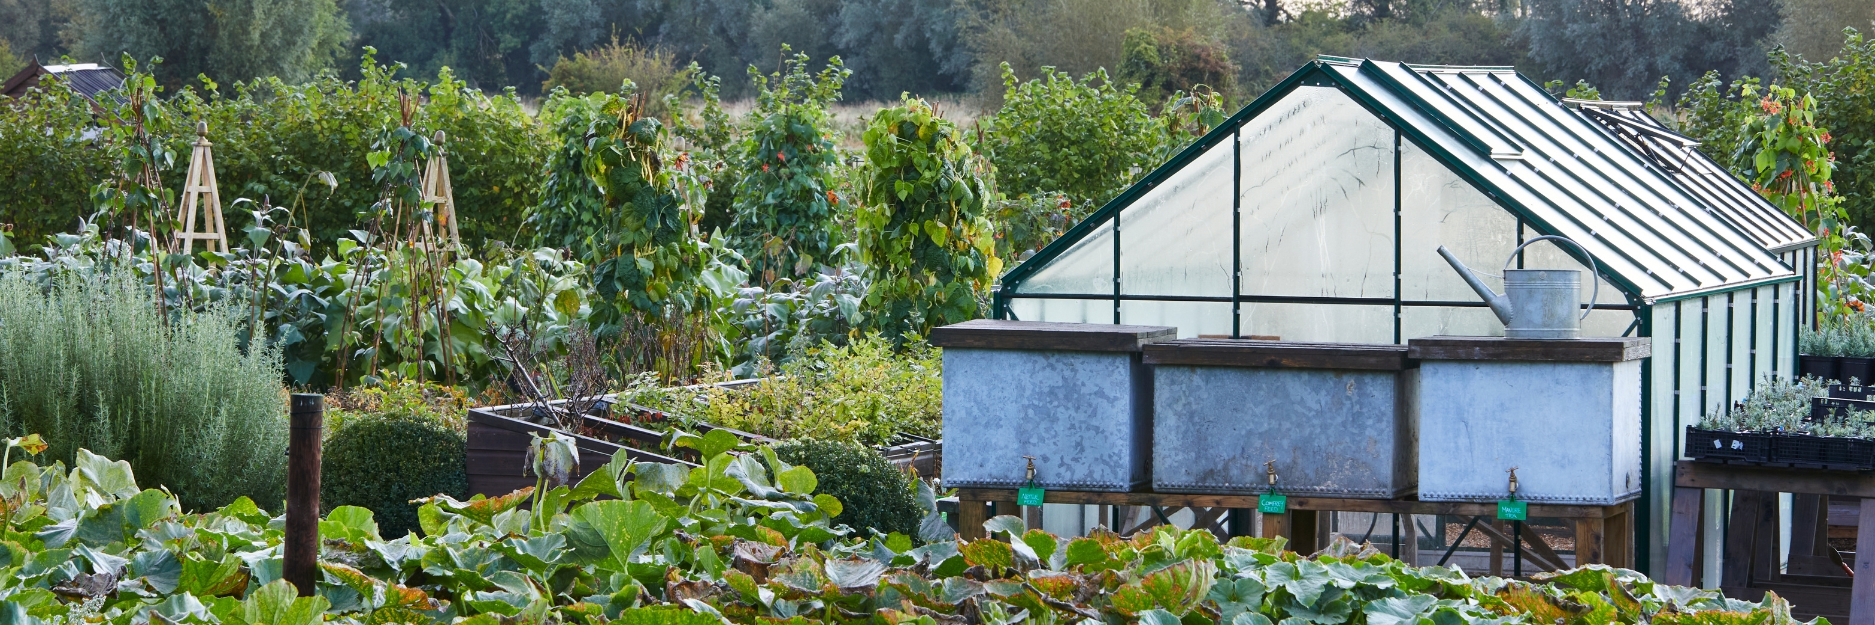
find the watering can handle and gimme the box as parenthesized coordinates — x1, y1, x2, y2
(1504, 235, 1599, 321)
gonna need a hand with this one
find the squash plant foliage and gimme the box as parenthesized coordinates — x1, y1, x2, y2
(859, 98, 1001, 340)
(0, 431, 1820, 625)
(732, 48, 851, 287)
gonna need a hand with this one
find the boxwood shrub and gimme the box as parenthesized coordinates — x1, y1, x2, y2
(773, 438, 920, 539)
(321, 381, 469, 537)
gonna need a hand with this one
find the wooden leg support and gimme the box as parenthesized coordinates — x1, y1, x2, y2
(959, 496, 989, 541)
(1851, 497, 1875, 625)
(1575, 516, 1606, 566)
(1665, 487, 1703, 587)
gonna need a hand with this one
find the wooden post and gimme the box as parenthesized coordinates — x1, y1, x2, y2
(173, 122, 227, 255)
(1574, 515, 1606, 565)
(1665, 487, 1702, 586)
(1291, 510, 1318, 553)
(420, 131, 460, 251)
(958, 495, 989, 541)
(1022, 503, 1043, 533)
(284, 394, 324, 596)
(1489, 518, 1504, 576)
(1851, 497, 1875, 625)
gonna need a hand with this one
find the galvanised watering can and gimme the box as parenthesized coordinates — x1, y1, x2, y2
(1437, 235, 1599, 339)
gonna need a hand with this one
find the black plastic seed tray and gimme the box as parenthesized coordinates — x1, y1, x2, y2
(1811, 397, 1875, 423)
(1769, 433, 1875, 470)
(1684, 428, 1775, 464)
(1830, 383, 1875, 401)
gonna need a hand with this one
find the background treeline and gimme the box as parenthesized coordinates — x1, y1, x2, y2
(0, 0, 1870, 102)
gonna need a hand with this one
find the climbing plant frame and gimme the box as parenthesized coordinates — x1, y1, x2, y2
(994, 57, 1819, 578)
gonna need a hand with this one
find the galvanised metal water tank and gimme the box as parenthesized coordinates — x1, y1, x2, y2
(931, 320, 1175, 491)
(1146, 339, 1418, 498)
(1409, 336, 1649, 505)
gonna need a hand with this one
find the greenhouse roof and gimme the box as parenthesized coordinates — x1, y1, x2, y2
(1568, 100, 1816, 254)
(1001, 57, 1808, 304)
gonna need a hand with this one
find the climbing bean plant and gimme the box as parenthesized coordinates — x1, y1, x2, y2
(731, 48, 850, 286)
(858, 97, 1001, 340)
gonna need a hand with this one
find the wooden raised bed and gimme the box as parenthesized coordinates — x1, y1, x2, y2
(466, 388, 942, 497)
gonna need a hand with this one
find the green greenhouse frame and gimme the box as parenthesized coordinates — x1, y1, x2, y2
(992, 56, 1819, 579)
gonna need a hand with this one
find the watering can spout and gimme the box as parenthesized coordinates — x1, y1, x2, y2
(1437, 246, 1514, 325)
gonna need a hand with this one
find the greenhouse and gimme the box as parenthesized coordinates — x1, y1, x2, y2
(993, 56, 1819, 578)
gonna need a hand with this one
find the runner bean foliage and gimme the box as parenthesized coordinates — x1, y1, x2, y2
(731, 49, 850, 286)
(858, 98, 1001, 340)
(0, 433, 1819, 625)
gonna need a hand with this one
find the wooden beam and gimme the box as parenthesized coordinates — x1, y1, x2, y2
(958, 497, 990, 541)
(1407, 335, 1650, 362)
(1143, 340, 1412, 370)
(1292, 510, 1320, 555)
(1674, 460, 1875, 498)
(928, 320, 1176, 352)
(1852, 497, 1875, 625)
(1722, 490, 1767, 589)
(1262, 510, 1291, 542)
(1575, 516, 1606, 565)
(1664, 487, 1702, 586)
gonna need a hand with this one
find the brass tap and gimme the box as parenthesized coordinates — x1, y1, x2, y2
(1023, 456, 1036, 482)
(1507, 467, 1520, 496)
(1265, 460, 1278, 486)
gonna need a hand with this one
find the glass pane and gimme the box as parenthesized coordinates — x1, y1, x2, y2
(1008, 297, 1109, 324)
(1239, 303, 1393, 343)
(1118, 300, 1231, 338)
(1238, 86, 1396, 299)
(1121, 140, 1233, 296)
(1401, 306, 1501, 340)
(1014, 220, 1113, 295)
(1399, 139, 1519, 303)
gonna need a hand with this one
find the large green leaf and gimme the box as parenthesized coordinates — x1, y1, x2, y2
(775, 466, 816, 494)
(233, 580, 330, 625)
(319, 506, 381, 545)
(1365, 595, 1439, 625)
(825, 558, 887, 591)
(1210, 576, 1268, 621)
(72, 450, 138, 504)
(130, 549, 183, 594)
(570, 500, 669, 569)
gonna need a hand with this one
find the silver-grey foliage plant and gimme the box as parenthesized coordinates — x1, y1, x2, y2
(0, 266, 287, 511)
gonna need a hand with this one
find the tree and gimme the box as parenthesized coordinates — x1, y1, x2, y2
(0, 0, 79, 63)
(72, 0, 349, 85)
(345, 0, 541, 91)
(1776, 30, 1875, 237)
(1118, 26, 1236, 104)
(983, 63, 1162, 207)
(1518, 0, 1778, 100)
(858, 97, 1001, 340)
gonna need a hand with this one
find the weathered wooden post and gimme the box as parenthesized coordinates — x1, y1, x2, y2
(284, 393, 323, 596)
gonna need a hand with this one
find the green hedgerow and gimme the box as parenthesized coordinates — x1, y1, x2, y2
(773, 438, 920, 539)
(321, 380, 469, 537)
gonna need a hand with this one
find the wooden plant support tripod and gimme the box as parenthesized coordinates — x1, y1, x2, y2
(173, 122, 227, 255)
(419, 130, 461, 252)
